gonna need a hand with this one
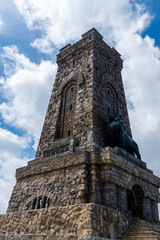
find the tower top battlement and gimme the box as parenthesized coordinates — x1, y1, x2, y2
(57, 28, 122, 69)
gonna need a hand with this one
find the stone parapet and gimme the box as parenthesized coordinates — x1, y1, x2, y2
(100, 147, 160, 190)
(8, 150, 90, 213)
(16, 151, 88, 179)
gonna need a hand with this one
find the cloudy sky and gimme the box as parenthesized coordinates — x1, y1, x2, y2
(0, 0, 160, 213)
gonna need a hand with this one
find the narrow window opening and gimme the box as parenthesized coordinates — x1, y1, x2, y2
(71, 87, 73, 92)
(70, 105, 72, 111)
(65, 146, 69, 151)
(37, 197, 42, 209)
(46, 151, 50, 157)
(42, 196, 47, 208)
(29, 196, 50, 210)
(32, 198, 37, 209)
(68, 130, 71, 136)
(47, 198, 50, 207)
(27, 202, 31, 210)
(51, 150, 55, 156)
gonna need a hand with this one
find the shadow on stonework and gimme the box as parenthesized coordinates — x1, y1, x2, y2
(127, 185, 144, 219)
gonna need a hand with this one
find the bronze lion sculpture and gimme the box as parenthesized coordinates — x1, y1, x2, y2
(105, 114, 141, 160)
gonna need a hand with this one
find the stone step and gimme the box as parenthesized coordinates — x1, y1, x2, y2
(124, 233, 159, 237)
(122, 233, 159, 239)
(122, 237, 158, 240)
(125, 229, 160, 233)
(124, 231, 159, 236)
(121, 218, 160, 240)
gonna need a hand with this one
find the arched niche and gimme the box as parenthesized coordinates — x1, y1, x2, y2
(55, 81, 77, 139)
(100, 73, 119, 116)
(127, 185, 144, 219)
(104, 83, 118, 115)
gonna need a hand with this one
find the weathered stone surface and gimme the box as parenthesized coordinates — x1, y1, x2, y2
(0, 236, 113, 240)
(100, 147, 160, 201)
(121, 218, 160, 240)
(0, 203, 134, 239)
(35, 28, 131, 159)
(1, 28, 160, 240)
(7, 147, 160, 224)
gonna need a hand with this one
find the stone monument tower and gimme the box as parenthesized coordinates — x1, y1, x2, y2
(1, 28, 160, 240)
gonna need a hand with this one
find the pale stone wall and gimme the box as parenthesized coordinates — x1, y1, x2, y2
(0, 236, 114, 240)
(0, 203, 134, 239)
(7, 151, 89, 213)
(7, 147, 160, 223)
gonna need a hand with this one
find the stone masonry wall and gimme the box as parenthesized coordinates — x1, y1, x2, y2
(100, 147, 160, 202)
(7, 147, 160, 221)
(0, 203, 134, 240)
(36, 30, 96, 159)
(100, 147, 160, 222)
(3, 29, 160, 239)
(35, 28, 132, 159)
(7, 151, 89, 213)
(92, 36, 131, 149)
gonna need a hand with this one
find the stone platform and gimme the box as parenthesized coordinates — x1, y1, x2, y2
(7, 147, 160, 219)
(1, 147, 160, 239)
(1, 204, 160, 239)
(0, 203, 133, 239)
(0, 236, 113, 240)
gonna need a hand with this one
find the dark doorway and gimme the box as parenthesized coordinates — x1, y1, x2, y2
(127, 185, 144, 219)
(127, 190, 137, 216)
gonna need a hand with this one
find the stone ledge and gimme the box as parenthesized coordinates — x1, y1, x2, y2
(16, 150, 88, 179)
(56, 28, 122, 67)
(59, 44, 71, 53)
(100, 147, 160, 187)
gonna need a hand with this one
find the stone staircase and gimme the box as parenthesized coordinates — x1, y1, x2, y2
(121, 219, 160, 240)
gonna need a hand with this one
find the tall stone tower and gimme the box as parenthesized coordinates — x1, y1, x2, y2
(35, 28, 131, 161)
(1, 28, 160, 240)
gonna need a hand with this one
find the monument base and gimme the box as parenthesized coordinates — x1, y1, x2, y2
(0, 203, 133, 239)
(0, 235, 113, 240)
(2, 147, 160, 239)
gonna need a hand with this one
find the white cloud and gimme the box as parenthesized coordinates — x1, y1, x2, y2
(116, 34, 160, 174)
(31, 38, 53, 54)
(0, 46, 57, 143)
(0, 16, 4, 31)
(0, 127, 30, 213)
(14, 0, 152, 51)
